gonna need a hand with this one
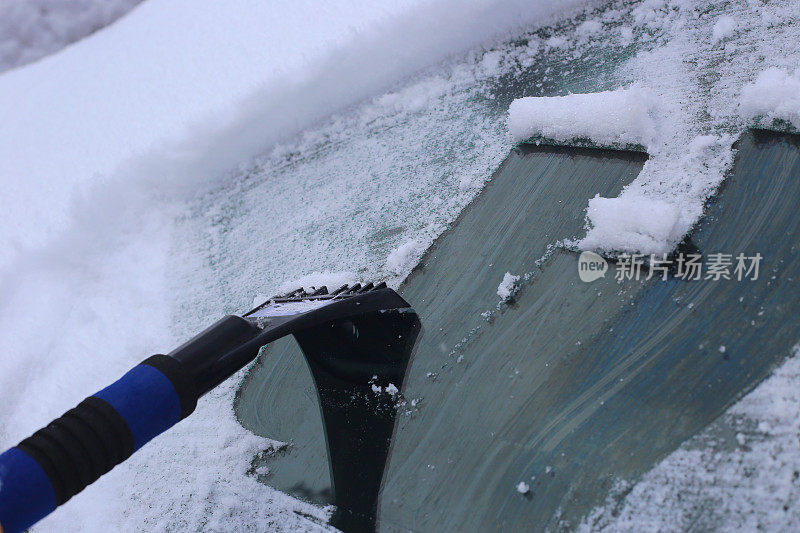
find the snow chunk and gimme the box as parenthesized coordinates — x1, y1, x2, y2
(507, 85, 658, 150)
(545, 36, 568, 49)
(619, 26, 634, 45)
(577, 195, 682, 255)
(711, 16, 738, 43)
(497, 272, 520, 301)
(375, 77, 450, 115)
(516, 481, 531, 494)
(575, 19, 603, 38)
(387, 239, 421, 275)
(740, 68, 800, 130)
(386, 383, 399, 396)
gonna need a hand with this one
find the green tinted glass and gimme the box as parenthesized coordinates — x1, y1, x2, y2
(236, 144, 647, 527)
(238, 132, 800, 530)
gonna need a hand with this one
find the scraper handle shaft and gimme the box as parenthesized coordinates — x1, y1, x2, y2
(0, 354, 198, 533)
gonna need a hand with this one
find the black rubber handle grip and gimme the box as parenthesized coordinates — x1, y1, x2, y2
(17, 396, 137, 506)
(0, 355, 197, 533)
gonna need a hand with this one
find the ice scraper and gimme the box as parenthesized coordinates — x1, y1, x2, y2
(0, 283, 420, 533)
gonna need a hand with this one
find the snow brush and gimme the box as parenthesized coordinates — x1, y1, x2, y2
(0, 283, 420, 533)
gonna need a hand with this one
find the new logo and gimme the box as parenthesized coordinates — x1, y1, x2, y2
(578, 251, 608, 282)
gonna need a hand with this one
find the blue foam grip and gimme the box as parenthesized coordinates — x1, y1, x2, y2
(93, 364, 182, 451)
(0, 447, 57, 533)
(0, 356, 195, 531)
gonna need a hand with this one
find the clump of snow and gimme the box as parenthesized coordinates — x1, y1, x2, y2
(630, 0, 670, 27)
(0, 0, 143, 73)
(375, 77, 451, 115)
(740, 68, 800, 130)
(387, 240, 421, 276)
(573, 132, 734, 255)
(577, 195, 682, 255)
(385, 383, 400, 396)
(507, 85, 659, 149)
(711, 15, 738, 43)
(516, 481, 531, 494)
(575, 19, 603, 38)
(513, 1, 799, 258)
(545, 35, 568, 49)
(497, 272, 520, 301)
(618, 26, 634, 45)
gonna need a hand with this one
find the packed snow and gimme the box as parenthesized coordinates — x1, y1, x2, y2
(575, 19, 603, 38)
(568, 0, 800, 528)
(577, 194, 682, 255)
(507, 85, 659, 149)
(516, 481, 531, 494)
(509, 2, 800, 256)
(387, 240, 423, 277)
(509, 82, 734, 256)
(711, 15, 738, 43)
(496, 272, 520, 301)
(740, 68, 800, 131)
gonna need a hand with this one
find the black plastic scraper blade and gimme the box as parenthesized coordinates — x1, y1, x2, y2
(244, 283, 421, 532)
(295, 309, 420, 531)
